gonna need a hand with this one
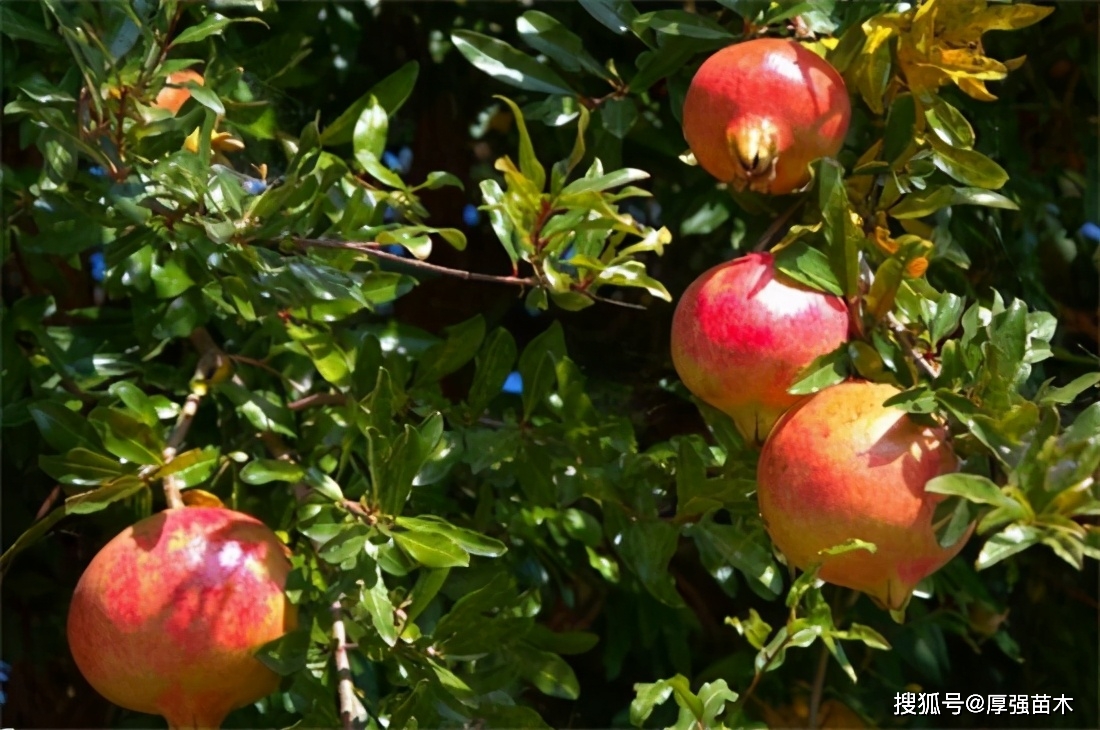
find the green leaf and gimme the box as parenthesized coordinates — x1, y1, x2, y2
(818, 158, 859, 297)
(108, 381, 160, 427)
(360, 569, 399, 646)
(1036, 373, 1100, 406)
(631, 678, 675, 727)
(950, 187, 1019, 210)
(184, 81, 224, 115)
(255, 629, 311, 676)
(609, 509, 684, 607)
(318, 523, 370, 564)
(414, 315, 486, 387)
(692, 519, 784, 598)
(88, 407, 164, 466)
(630, 36, 723, 95)
(393, 530, 470, 568)
(352, 95, 388, 168)
(924, 95, 975, 148)
(170, 13, 264, 46)
(494, 96, 546, 192)
(579, 0, 642, 38)
(925, 473, 1015, 507)
(29, 401, 103, 454)
(466, 328, 518, 413)
(39, 448, 127, 487)
(321, 61, 419, 146)
(517, 10, 610, 79)
(65, 475, 147, 515)
(240, 459, 305, 485)
(0, 5, 64, 47)
(633, 10, 735, 39)
(883, 94, 916, 165)
(787, 347, 849, 395)
(977, 524, 1042, 570)
(774, 241, 844, 296)
(511, 642, 581, 700)
(698, 679, 739, 725)
(395, 516, 507, 558)
(888, 185, 955, 219)
(560, 168, 649, 196)
(404, 567, 451, 627)
(601, 98, 638, 139)
(452, 30, 574, 96)
(153, 447, 219, 488)
(726, 608, 773, 651)
(928, 135, 1008, 189)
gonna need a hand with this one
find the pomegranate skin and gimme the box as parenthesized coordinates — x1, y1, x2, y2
(757, 381, 970, 611)
(682, 38, 851, 194)
(67, 507, 297, 729)
(670, 252, 849, 443)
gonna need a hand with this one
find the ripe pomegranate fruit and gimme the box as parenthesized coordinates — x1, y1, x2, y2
(682, 38, 851, 195)
(757, 381, 969, 611)
(67, 507, 297, 729)
(154, 70, 204, 115)
(670, 252, 848, 443)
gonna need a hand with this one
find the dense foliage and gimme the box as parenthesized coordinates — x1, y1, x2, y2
(2, 1, 1097, 728)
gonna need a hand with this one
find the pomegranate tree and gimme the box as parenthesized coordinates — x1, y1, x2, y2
(682, 38, 851, 195)
(757, 381, 970, 611)
(670, 252, 849, 443)
(67, 507, 297, 729)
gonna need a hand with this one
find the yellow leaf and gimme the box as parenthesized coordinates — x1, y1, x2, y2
(957, 77, 999, 102)
(968, 3, 1055, 33)
(182, 489, 225, 508)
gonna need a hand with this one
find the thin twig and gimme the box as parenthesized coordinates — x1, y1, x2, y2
(293, 237, 537, 287)
(36, 485, 63, 521)
(886, 313, 942, 380)
(331, 599, 363, 730)
(807, 642, 830, 729)
(753, 198, 806, 252)
(288, 392, 348, 411)
(158, 389, 202, 509)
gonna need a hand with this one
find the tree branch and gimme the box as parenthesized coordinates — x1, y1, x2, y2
(331, 599, 365, 730)
(807, 642, 830, 729)
(753, 198, 806, 252)
(292, 237, 537, 287)
(886, 313, 942, 380)
(288, 392, 348, 411)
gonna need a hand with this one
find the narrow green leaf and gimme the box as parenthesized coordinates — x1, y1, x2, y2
(494, 96, 546, 192)
(452, 30, 574, 95)
(393, 530, 470, 568)
(321, 61, 419, 146)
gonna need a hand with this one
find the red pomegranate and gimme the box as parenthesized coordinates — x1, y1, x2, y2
(682, 38, 851, 195)
(670, 252, 849, 443)
(757, 381, 969, 611)
(67, 507, 297, 729)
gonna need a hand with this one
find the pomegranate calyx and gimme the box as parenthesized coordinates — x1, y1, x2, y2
(727, 117, 779, 192)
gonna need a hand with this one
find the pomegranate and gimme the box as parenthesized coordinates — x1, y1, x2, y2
(154, 70, 204, 116)
(67, 507, 297, 729)
(670, 252, 849, 443)
(682, 38, 851, 195)
(757, 381, 969, 611)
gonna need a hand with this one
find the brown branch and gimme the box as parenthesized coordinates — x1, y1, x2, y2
(807, 642, 830, 729)
(36, 485, 63, 521)
(753, 198, 806, 252)
(331, 599, 364, 730)
(886, 313, 942, 380)
(288, 393, 348, 411)
(292, 237, 537, 287)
